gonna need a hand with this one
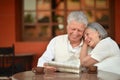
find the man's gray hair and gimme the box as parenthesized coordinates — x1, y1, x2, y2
(67, 11, 88, 26)
(87, 22, 108, 39)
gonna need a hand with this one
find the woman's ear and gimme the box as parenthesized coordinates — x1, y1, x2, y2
(97, 32, 102, 40)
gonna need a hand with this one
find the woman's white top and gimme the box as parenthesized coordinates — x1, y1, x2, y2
(89, 37, 120, 74)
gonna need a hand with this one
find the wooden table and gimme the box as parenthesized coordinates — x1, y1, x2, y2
(12, 70, 120, 80)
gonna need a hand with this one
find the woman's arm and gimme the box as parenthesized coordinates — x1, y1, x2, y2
(80, 42, 88, 65)
(80, 43, 98, 67)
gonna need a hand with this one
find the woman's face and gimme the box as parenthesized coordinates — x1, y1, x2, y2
(67, 20, 86, 43)
(84, 28, 100, 48)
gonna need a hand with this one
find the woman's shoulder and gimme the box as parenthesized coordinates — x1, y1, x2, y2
(99, 37, 118, 48)
(100, 37, 114, 43)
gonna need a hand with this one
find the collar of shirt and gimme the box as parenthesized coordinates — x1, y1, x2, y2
(67, 38, 83, 54)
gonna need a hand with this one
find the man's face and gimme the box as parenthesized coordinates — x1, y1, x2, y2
(67, 20, 86, 43)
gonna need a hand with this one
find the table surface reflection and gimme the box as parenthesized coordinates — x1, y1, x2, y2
(12, 70, 120, 80)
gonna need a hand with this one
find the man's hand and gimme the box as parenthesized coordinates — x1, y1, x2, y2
(32, 67, 44, 74)
(44, 63, 57, 73)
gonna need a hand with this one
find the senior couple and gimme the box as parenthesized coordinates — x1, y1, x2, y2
(37, 11, 120, 74)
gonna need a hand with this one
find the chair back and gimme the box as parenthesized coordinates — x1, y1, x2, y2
(0, 44, 15, 76)
(0, 45, 14, 55)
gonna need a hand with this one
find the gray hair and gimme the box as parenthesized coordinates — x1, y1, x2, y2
(87, 22, 108, 39)
(67, 11, 88, 26)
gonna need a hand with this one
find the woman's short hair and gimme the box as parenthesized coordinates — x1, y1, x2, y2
(67, 11, 88, 26)
(87, 22, 108, 39)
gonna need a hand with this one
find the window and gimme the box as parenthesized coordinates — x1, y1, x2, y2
(22, 0, 113, 41)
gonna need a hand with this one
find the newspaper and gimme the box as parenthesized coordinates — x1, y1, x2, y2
(46, 61, 81, 73)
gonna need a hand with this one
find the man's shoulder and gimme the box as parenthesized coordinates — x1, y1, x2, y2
(54, 34, 68, 39)
(50, 34, 68, 43)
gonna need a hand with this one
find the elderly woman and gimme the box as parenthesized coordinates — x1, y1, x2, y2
(80, 22, 120, 74)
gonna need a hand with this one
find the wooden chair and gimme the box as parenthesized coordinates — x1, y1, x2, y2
(0, 44, 15, 77)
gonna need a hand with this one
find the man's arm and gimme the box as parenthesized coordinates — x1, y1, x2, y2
(37, 38, 55, 67)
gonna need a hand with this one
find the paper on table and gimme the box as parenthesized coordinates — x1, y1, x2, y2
(46, 61, 81, 73)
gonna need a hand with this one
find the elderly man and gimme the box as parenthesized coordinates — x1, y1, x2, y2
(37, 11, 88, 73)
